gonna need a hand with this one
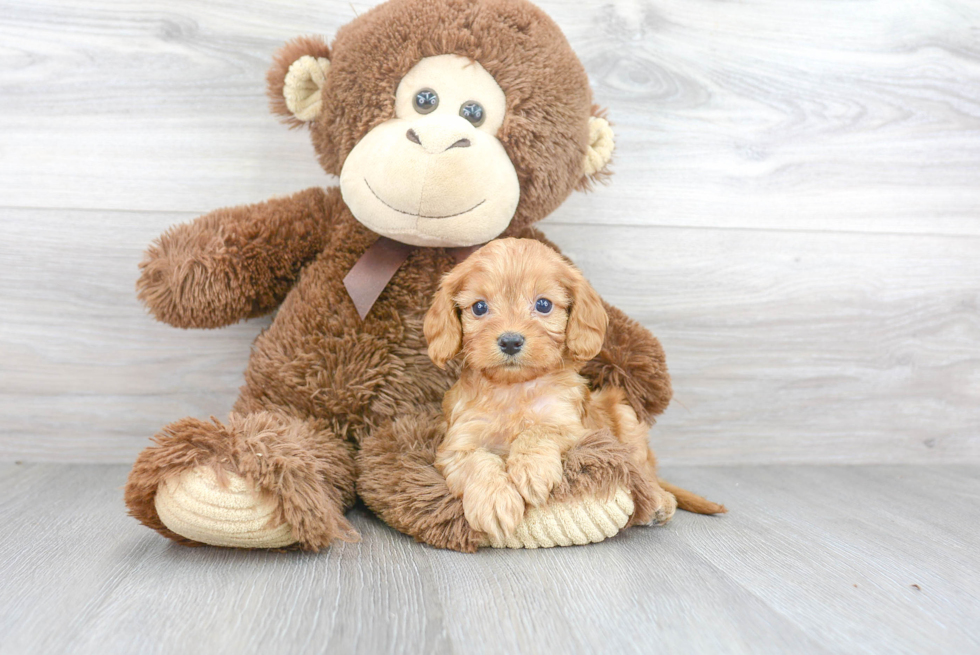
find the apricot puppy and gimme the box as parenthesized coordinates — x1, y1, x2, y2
(424, 238, 678, 541)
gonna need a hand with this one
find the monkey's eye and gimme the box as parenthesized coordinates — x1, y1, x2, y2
(472, 300, 489, 317)
(535, 298, 553, 314)
(459, 101, 485, 127)
(414, 89, 439, 114)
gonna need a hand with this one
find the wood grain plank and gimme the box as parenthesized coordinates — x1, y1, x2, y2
(0, 464, 442, 654)
(1, 0, 979, 235)
(1, 464, 977, 654)
(665, 465, 980, 653)
(545, 219, 980, 465)
(2, 207, 978, 463)
(421, 521, 830, 655)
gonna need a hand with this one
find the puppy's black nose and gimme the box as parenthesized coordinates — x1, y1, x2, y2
(498, 333, 524, 356)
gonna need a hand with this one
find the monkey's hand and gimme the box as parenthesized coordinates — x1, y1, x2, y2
(581, 303, 673, 423)
(137, 187, 338, 328)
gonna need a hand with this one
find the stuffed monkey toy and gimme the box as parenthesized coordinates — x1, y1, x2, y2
(124, 0, 684, 552)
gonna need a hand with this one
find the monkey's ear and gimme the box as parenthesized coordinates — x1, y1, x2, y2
(267, 36, 331, 127)
(581, 109, 615, 187)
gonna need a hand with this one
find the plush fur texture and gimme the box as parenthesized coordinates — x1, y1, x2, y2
(580, 303, 673, 424)
(356, 408, 668, 551)
(125, 412, 359, 549)
(267, 0, 610, 228)
(268, 35, 332, 129)
(125, 0, 700, 551)
(136, 187, 336, 329)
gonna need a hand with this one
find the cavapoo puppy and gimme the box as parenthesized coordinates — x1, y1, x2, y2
(423, 238, 724, 541)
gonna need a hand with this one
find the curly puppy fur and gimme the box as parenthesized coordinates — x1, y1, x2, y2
(423, 239, 687, 541)
(125, 0, 693, 551)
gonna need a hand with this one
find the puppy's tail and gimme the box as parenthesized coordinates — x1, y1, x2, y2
(659, 480, 727, 515)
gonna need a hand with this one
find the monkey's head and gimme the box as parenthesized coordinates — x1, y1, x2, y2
(267, 0, 615, 247)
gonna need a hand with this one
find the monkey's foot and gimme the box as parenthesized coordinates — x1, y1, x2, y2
(155, 466, 297, 549)
(483, 486, 634, 549)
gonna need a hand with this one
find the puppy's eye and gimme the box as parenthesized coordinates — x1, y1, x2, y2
(414, 89, 439, 114)
(472, 300, 489, 317)
(459, 101, 485, 127)
(535, 298, 553, 314)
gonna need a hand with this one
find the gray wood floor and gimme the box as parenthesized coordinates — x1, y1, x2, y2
(1, 463, 978, 655)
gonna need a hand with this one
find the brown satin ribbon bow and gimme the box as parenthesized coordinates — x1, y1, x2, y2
(343, 236, 481, 320)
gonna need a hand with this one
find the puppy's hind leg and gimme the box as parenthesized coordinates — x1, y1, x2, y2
(634, 422, 727, 518)
(593, 387, 726, 521)
(637, 452, 679, 526)
(633, 431, 727, 519)
(602, 396, 679, 525)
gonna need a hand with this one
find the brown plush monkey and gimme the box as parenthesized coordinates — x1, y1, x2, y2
(124, 0, 689, 552)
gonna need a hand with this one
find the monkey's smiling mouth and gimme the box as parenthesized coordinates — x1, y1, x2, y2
(364, 178, 486, 220)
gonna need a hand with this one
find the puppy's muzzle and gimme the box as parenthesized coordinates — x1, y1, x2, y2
(497, 332, 524, 356)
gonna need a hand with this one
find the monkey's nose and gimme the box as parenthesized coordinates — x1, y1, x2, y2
(408, 128, 470, 151)
(406, 117, 475, 154)
(497, 333, 525, 356)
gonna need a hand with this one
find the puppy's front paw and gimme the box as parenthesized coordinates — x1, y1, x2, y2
(462, 481, 525, 542)
(507, 453, 563, 507)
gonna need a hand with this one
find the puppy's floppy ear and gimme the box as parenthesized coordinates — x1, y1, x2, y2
(565, 266, 608, 363)
(267, 36, 331, 128)
(424, 267, 466, 369)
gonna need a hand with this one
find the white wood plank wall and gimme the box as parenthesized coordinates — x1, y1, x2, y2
(1, 0, 978, 463)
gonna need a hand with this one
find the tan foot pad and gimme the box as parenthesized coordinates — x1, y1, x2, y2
(483, 487, 634, 549)
(155, 466, 297, 549)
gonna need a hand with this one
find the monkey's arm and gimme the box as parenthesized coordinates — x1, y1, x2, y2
(517, 226, 673, 423)
(137, 186, 341, 328)
(580, 303, 672, 424)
